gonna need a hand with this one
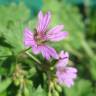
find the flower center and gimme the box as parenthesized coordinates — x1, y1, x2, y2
(36, 35, 46, 45)
(34, 31, 46, 45)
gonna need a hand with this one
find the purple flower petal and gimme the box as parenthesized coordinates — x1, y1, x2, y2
(32, 46, 40, 54)
(56, 70, 74, 87)
(47, 25, 68, 41)
(66, 67, 78, 73)
(56, 51, 69, 68)
(40, 46, 51, 60)
(37, 11, 51, 34)
(24, 28, 36, 47)
(59, 51, 69, 59)
(64, 79, 74, 88)
(56, 59, 68, 68)
(56, 51, 77, 87)
(36, 11, 43, 33)
(38, 45, 58, 60)
(38, 11, 43, 21)
(56, 68, 76, 87)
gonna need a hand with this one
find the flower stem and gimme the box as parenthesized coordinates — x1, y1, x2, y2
(25, 51, 41, 65)
(15, 47, 31, 63)
(81, 40, 94, 58)
(19, 47, 31, 54)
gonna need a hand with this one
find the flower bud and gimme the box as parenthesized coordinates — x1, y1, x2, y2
(55, 84, 62, 92)
(14, 79, 20, 86)
(48, 91, 52, 96)
(16, 93, 22, 96)
(53, 90, 59, 96)
(24, 87, 29, 96)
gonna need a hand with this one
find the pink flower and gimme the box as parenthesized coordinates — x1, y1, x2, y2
(24, 11, 68, 60)
(56, 51, 77, 88)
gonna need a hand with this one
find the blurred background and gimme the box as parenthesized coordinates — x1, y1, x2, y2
(0, 0, 96, 96)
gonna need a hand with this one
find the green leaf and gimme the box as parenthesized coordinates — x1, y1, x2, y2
(0, 2, 30, 53)
(0, 78, 12, 93)
(0, 91, 7, 96)
(32, 86, 46, 96)
(0, 67, 7, 75)
(0, 46, 12, 57)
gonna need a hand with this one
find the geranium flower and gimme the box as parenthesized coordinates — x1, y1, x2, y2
(24, 11, 68, 60)
(56, 51, 77, 87)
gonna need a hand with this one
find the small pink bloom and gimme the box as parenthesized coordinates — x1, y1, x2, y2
(24, 11, 68, 60)
(56, 51, 77, 88)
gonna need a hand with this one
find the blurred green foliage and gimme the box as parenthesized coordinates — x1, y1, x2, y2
(0, 0, 96, 96)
